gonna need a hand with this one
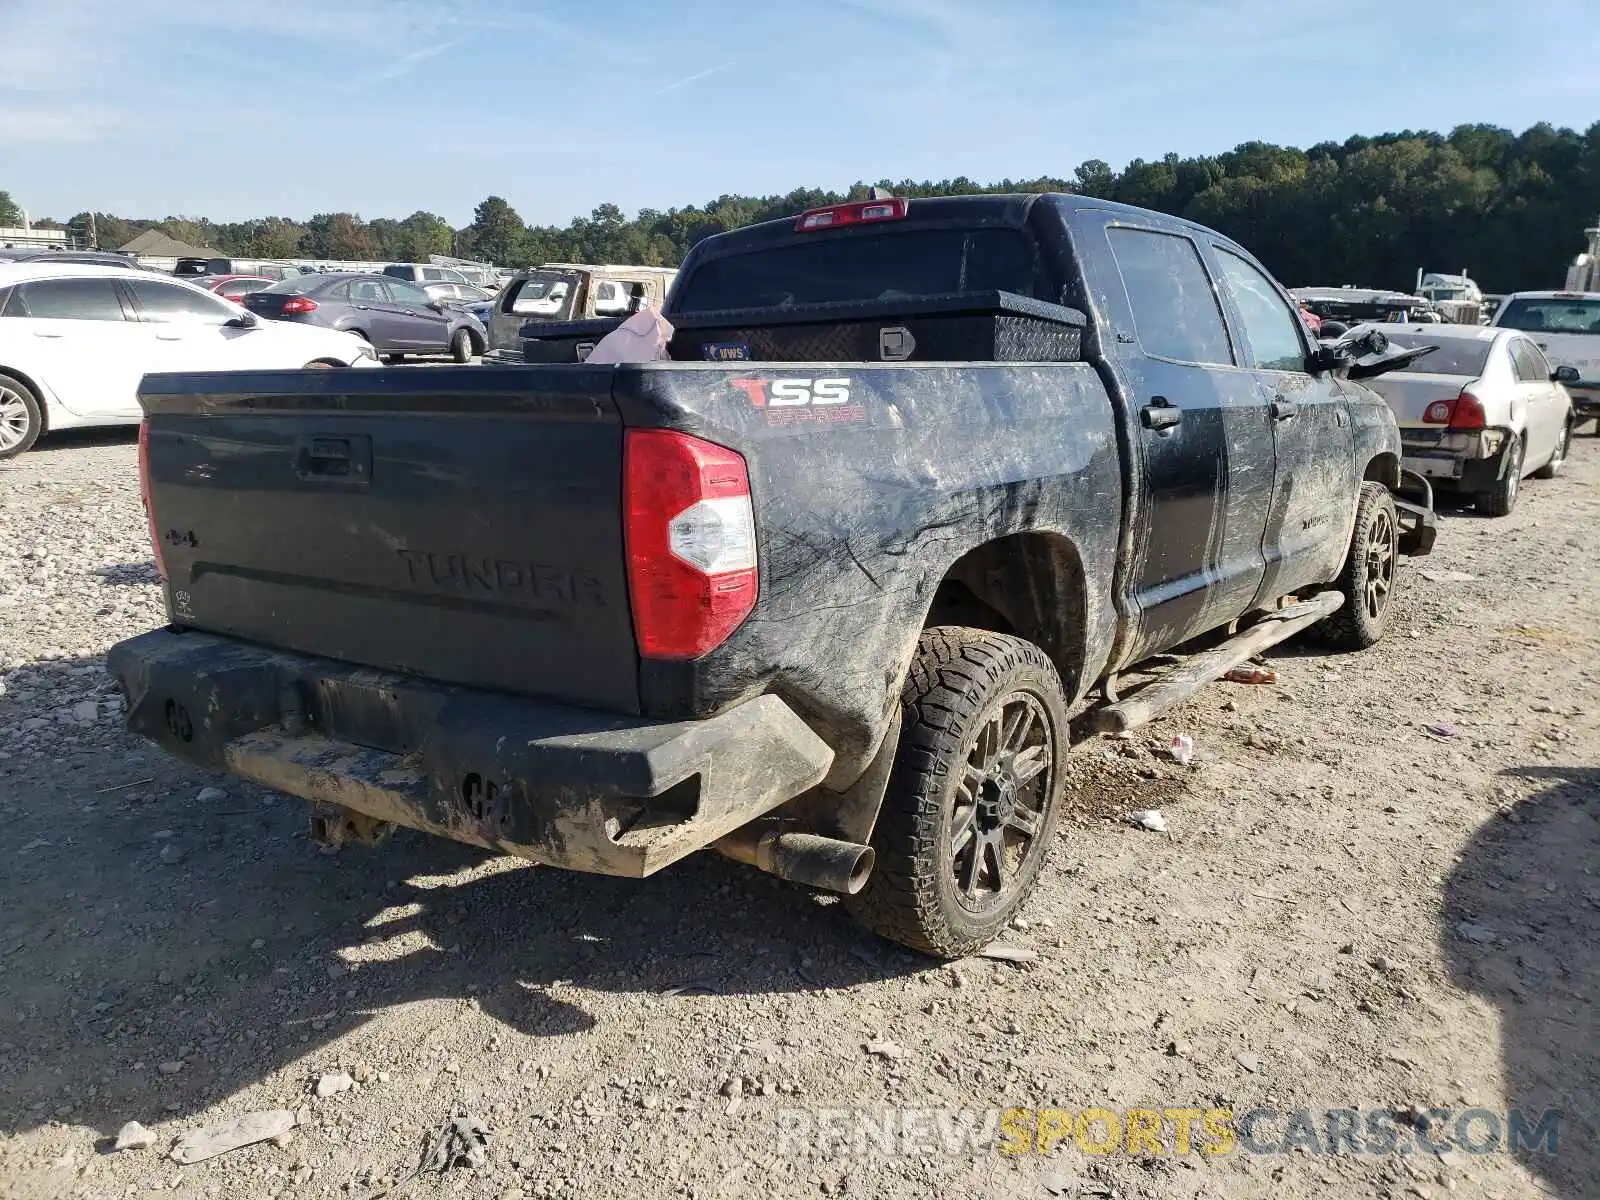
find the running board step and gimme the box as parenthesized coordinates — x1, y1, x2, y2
(1092, 591, 1345, 735)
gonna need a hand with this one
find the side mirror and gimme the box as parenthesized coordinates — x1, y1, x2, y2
(429, 299, 449, 312)
(225, 312, 258, 329)
(1553, 364, 1580, 384)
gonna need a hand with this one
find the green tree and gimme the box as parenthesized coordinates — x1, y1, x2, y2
(0, 191, 20, 226)
(466, 196, 527, 266)
(394, 211, 453, 262)
(248, 217, 304, 259)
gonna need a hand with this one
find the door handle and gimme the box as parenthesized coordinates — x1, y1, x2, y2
(1272, 398, 1299, 421)
(354, 304, 371, 310)
(1140, 397, 1182, 431)
(32, 330, 65, 339)
(155, 332, 185, 341)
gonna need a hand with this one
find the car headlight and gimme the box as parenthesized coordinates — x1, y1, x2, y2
(352, 340, 379, 362)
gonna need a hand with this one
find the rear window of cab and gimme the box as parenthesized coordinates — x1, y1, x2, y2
(672, 227, 1039, 314)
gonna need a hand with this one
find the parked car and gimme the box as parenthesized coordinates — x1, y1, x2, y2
(1354, 323, 1576, 515)
(383, 263, 468, 286)
(241, 273, 486, 362)
(484, 264, 677, 359)
(0, 264, 378, 458)
(0, 248, 149, 269)
(112, 193, 1435, 957)
(173, 257, 305, 281)
(1489, 291, 1600, 434)
(200, 275, 275, 303)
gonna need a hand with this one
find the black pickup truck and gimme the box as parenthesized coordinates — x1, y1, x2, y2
(110, 194, 1434, 957)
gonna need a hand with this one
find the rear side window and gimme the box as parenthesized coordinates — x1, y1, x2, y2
(1106, 227, 1232, 366)
(1212, 248, 1305, 372)
(15, 277, 127, 321)
(1510, 339, 1548, 383)
(0, 287, 12, 317)
(673, 228, 1038, 314)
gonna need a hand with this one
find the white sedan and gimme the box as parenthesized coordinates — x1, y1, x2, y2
(0, 264, 378, 458)
(1354, 322, 1576, 516)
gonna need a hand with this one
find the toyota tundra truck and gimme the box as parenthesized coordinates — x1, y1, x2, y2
(109, 193, 1434, 957)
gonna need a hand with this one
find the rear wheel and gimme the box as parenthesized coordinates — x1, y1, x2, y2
(1313, 481, 1398, 652)
(845, 628, 1068, 958)
(450, 328, 474, 363)
(1477, 435, 1524, 516)
(1533, 422, 1571, 480)
(0, 373, 43, 460)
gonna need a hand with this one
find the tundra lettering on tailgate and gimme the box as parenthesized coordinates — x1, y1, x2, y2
(397, 550, 606, 608)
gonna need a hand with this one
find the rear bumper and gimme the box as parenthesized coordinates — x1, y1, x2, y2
(107, 629, 833, 877)
(1401, 426, 1514, 493)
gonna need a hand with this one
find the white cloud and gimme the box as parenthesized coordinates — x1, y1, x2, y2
(0, 105, 127, 146)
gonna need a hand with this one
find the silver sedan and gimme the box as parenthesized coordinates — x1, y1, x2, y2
(1356, 323, 1577, 516)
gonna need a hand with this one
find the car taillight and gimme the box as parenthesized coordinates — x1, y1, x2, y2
(624, 429, 757, 660)
(138, 421, 167, 582)
(795, 197, 908, 232)
(1422, 399, 1455, 424)
(280, 296, 318, 314)
(1449, 390, 1487, 429)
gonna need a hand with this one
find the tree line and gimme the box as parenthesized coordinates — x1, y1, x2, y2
(5, 121, 1598, 292)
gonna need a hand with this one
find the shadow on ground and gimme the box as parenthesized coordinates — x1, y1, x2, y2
(0, 654, 927, 1141)
(1441, 765, 1598, 1199)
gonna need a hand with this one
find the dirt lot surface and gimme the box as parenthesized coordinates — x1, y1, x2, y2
(1, 429, 1594, 1200)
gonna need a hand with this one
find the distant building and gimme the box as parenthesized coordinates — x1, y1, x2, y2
(117, 229, 220, 273)
(0, 226, 72, 250)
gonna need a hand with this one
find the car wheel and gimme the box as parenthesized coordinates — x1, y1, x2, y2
(1533, 422, 1571, 480)
(0, 373, 44, 460)
(844, 628, 1068, 958)
(450, 328, 474, 364)
(1312, 481, 1398, 652)
(1477, 435, 1524, 516)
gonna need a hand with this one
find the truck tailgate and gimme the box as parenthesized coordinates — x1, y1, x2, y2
(138, 367, 640, 713)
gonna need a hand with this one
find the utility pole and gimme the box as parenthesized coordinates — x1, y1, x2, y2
(89, 211, 98, 249)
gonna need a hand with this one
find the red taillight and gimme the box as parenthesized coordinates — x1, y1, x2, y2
(794, 197, 908, 232)
(1422, 399, 1455, 424)
(280, 296, 318, 314)
(1449, 390, 1487, 429)
(138, 421, 167, 582)
(624, 429, 757, 660)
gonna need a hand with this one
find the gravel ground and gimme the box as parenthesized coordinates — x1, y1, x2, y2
(0, 426, 1595, 1200)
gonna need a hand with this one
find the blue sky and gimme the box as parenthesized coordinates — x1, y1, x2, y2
(2, 0, 1597, 228)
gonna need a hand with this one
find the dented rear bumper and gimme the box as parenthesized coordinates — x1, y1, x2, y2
(107, 629, 833, 877)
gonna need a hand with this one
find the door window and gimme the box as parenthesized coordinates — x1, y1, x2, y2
(1509, 339, 1547, 383)
(1212, 248, 1306, 372)
(1106, 227, 1233, 366)
(14, 277, 127, 321)
(421, 268, 445, 282)
(349, 279, 388, 303)
(126, 280, 235, 325)
(386, 280, 431, 306)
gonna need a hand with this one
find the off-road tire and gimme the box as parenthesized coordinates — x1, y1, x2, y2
(1477, 435, 1524, 516)
(1533, 422, 1571, 480)
(1313, 482, 1398, 652)
(450, 328, 474, 363)
(845, 627, 1069, 958)
(0, 372, 44, 460)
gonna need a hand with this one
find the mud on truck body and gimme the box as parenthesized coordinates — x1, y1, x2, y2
(110, 193, 1434, 957)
